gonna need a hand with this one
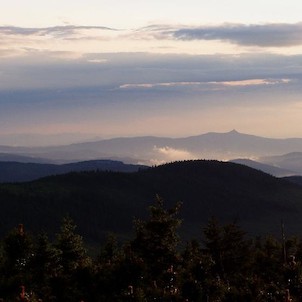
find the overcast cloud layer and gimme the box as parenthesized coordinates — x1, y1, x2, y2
(1, 50, 302, 145)
(170, 23, 302, 47)
(1, 22, 302, 52)
(1, 20, 302, 145)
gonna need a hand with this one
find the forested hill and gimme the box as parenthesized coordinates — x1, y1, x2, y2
(0, 159, 147, 183)
(1, 160, 302, 244)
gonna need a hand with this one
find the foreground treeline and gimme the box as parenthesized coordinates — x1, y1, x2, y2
(0, 197, 302, 301)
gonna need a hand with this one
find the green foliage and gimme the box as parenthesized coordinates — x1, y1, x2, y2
(2, 195, 302, 301)
(0, 225, 34, 300)
(51, 216, 92, 302)
(2, 225, 33, 272)
(97, 232, 120, 265)
(203, 217, 251, 279)
(30, 233, 61, 299)
(131, 196, 182, 281)
(2, 159, 302, 246)
(55, 216, 90, 273)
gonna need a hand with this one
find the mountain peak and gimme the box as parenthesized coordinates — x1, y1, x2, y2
(229, 129, 239, 134)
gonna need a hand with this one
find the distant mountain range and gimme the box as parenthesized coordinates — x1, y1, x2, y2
(259, 152, 302, 175)
(231, 153, 302, 177)
(1, 160, 302, 244)
(230, 158, 298, 177)
(1, 130, 302, 176)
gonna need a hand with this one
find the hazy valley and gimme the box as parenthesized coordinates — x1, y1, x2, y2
(2, 130, 302, 242)
(2, 130, 302, 178)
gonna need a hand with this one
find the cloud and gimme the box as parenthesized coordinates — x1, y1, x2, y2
(2, 22, 302, 49)
(119, 78, 292, 90)
(0, 25, 117, 38)
(152, 146, 197, 164)
(0, 48, 22, 57)
(0, 51, 301, 92)
(212, 78, 291, 86)
(1, 23, 302, 61)
(0, 26, 120, 55)
(0, 53, 301, 145)
(87, 59, 108, 64)
(168, 22, 302, 47)
(119, 82, 204, 89)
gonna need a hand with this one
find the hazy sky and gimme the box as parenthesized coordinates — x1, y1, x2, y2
(1, 0, 302, 145)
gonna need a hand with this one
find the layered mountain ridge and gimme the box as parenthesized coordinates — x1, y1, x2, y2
(2, 130, 302, 177)
(1, 160, 302, 244)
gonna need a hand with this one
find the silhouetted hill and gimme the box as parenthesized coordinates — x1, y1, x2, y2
(0, 153, 53, 164)
(0, 160, 302, 244)
(283, 176, 302, 186)
(0, 160, 147, 183)
(260, 152, 302, 175)
(230, 158, 297, 177)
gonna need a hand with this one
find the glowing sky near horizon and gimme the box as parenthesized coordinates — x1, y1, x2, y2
(2, 0, 302, 28)
(1, 0, 302, 145)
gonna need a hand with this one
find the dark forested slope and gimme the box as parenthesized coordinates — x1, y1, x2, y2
(0, 159, 147, 183)
(0, 160, 302, 244)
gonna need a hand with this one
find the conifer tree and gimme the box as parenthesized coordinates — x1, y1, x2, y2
(203, 218, 252, 300)
(53, 216, 92, 301)
(98, 232, 120, 266)
(56, 216, 89, 274)
(30, 233, 61, 299)
(203, 217, 251, 279)
(94, 233, 123, 301)
(131, 195, 182, 297)
(0, 224, 33, 300)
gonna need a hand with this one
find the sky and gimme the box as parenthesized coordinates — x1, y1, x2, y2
(1, 0, 302, 146)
